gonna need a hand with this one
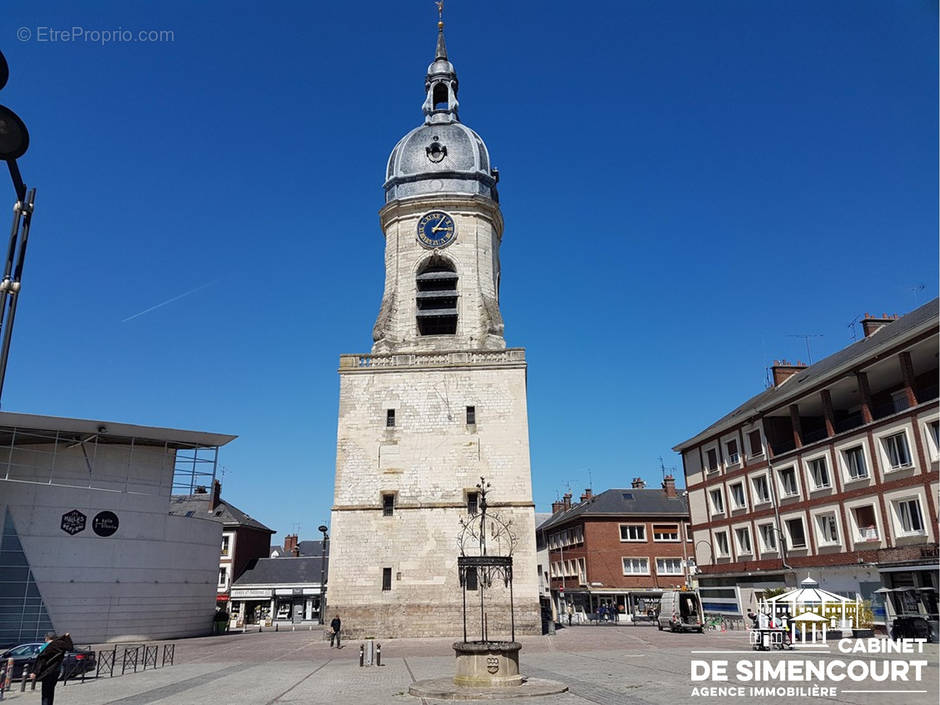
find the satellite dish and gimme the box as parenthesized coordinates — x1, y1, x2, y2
(0, 52, 8, 91)
(0, 105, 29, 160)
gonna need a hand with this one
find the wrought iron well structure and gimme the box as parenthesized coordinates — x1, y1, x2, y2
(456, 476, 517, 643)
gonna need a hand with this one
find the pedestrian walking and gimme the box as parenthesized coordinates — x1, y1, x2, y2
(566, 603, 573, 626)
(30, 632, 73, 705)
(329, 614, 342, 648)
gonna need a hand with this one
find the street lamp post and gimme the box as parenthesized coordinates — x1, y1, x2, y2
(317, 524, 329, 623)
(0, 50, 34, 407)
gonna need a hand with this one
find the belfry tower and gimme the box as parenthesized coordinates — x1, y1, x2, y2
(327, 11, 539, 638)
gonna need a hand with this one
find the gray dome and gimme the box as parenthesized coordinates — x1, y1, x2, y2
(384, 122, 497, 203)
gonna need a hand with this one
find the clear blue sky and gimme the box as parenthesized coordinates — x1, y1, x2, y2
(2, 1, 936, 540)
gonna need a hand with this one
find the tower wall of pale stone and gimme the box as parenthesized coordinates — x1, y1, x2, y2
(328, 360, 540, 638)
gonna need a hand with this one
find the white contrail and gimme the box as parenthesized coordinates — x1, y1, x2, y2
(121, 281, 216, 323)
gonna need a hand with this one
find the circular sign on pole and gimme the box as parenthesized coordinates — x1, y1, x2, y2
(92, 511, 119, 537)
(0, 105, 29, 160)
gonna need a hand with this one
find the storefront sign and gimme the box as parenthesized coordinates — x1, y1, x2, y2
(231, 589, 272, 599)
(92, 511, 119, 537)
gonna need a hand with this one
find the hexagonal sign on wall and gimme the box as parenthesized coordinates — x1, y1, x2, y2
(60, 509, 86, 535)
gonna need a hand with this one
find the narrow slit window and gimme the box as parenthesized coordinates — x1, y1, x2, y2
(467, 491, 478, 516)
(386, 409, 396, 427)
(382, 494, 394, 517)
(466, 406, 476, 425)
(382, 567, 392, 591)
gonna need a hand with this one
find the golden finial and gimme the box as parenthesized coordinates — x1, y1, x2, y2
(436, 0, 444, 29)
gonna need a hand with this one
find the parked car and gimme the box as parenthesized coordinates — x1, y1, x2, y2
(0, 642, 96, 680)
(657, 589, 704, 633)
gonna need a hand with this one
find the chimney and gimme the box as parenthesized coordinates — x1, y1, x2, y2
(861, 312, 898, 338)
(631, 477, 646, 489)
(208, 479, 222, 512)
(662, 474, 677, 498)
(551, 500, 565, 514)
(579, 488, 593, 502)
(194, 485, 207, 494)
(284, 534, 298, 554)
(562, 492, 572, 510)
(771, 359, 807, 387)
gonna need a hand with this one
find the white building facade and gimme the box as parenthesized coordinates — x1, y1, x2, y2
(326, 18, 539, 638)
(0, 412, 235, 645)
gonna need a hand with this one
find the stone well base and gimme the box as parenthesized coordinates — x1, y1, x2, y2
(408, 640, 567, 700)
(454, 640, 522, 687)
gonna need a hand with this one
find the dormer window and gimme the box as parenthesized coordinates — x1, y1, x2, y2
(416, 259, 457, 335)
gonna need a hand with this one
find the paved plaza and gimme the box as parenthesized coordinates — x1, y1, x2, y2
(2, 626, 937, 705)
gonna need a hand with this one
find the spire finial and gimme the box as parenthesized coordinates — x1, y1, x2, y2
(434, 1, 448, 60)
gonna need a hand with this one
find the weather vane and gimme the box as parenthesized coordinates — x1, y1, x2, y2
(436, 0, 444, 27)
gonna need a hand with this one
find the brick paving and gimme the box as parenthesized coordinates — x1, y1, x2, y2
(1, 625, 936, 704)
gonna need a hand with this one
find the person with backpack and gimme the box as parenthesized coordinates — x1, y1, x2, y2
(30, 632, 73, 705)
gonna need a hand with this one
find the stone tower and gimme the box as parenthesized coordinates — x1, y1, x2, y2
(326, 15, 539, 638)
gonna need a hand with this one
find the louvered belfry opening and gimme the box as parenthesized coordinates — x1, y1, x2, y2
(416, 258, 458, 335)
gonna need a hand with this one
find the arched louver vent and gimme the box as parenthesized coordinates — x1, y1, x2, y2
(416, 260, 457, 335)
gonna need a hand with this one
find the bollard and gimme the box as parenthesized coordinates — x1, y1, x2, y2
(359, 644, 364, 667)
(275, 623, 278, 632)
(376, 643, 381, 667)
(19, 671, 27, 692)
(3, 658, 12, 692)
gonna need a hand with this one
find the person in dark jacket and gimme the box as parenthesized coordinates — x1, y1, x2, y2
(30, 632, 73, 705)
(329, 615, 342, 648)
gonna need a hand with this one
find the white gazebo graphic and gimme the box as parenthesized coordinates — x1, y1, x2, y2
(760, 576, 861, 644)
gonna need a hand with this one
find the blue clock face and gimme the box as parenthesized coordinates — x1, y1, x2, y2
(417, 211, 457, 248)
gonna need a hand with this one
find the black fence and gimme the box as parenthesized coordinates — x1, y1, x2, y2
(0, 641, 178, 698)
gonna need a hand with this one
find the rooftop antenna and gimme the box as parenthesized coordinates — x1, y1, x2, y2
(786, 333, 823, 364)
(847, 315, 861, 342)
(910, 283, 925, 307)
(587, 467, 592, 490)
(658, 456, 667, 481)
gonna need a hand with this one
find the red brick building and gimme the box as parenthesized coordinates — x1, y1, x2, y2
(538, 477, 691, 620)
(673, 299, 939, 628)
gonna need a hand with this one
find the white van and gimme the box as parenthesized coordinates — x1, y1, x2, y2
(657, 590, 704, 633)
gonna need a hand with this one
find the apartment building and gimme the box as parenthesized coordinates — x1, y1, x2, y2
(673, 300, 939, 627)
(170, 480, 275, 607)
(539, 477, 692, 620)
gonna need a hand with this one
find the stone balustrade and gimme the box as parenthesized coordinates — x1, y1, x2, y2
(339, 348, 526, 371)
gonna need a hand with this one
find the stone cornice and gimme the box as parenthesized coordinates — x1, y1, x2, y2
(379, 194, 503, 238)
(332, 500, 535, 512)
